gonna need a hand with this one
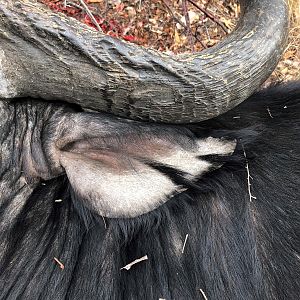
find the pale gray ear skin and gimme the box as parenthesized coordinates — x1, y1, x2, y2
(48, 112, 237, 218)
(0, 100, 236, 219)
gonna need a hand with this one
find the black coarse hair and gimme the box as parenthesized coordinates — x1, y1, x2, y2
(0, 82, 299, 300)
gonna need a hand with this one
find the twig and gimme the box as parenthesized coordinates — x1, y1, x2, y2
(267, 107, 274, 118)
(66, 1, 84, 10)
(78, 0, 104, 33)
(194, 22, 208, 49)
(186, 0, 228, 33)
(204, 24, 210, 42)
(161, 0, 206, 49)
(182, 0, 195, 51)
(243, 147, 257, 202)
(162, 0, 186, 28)
(199, 288, 208, 300)
(54, 257, 65, 270)
(181, 234, 189, 254)
(104, 0, 109, 16)
(120, 255, 148, 271)
(204, 0, 212, 10)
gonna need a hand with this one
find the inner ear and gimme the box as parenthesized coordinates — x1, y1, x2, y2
(52, 112, 236, 218)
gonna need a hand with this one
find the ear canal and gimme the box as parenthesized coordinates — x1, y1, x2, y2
(54, 112, 237, 218)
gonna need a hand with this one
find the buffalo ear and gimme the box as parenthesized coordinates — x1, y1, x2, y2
(53, 112, 236, 218)
(59, 150, 183, 218)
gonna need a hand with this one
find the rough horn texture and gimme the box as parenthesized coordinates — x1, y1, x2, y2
(0, 0, 288, 123)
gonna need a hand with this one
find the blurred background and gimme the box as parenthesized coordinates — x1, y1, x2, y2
(40, 0, 300, 82)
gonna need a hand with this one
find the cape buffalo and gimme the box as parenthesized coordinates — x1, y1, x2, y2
(0, 0, 299, 299)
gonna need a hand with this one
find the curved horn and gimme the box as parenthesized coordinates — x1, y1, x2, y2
(0, 0, 289, 123)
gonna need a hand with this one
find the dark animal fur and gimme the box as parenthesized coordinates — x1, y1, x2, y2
(0, 83, 299, 299)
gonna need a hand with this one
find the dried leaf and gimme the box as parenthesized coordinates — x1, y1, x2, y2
(174, 29, 181, 45)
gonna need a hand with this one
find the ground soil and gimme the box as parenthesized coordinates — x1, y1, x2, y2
(40, 0, 300, 83)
